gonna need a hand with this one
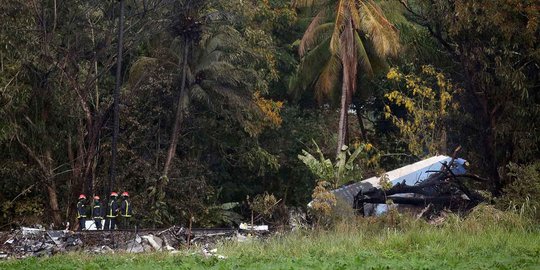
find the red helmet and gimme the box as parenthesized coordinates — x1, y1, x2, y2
(121, 191, 129, 197)
(93, 195, 100, 200)
(78, 194, 86, 199)
(110, 192, 118, 197)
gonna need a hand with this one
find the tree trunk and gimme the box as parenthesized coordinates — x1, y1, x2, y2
(337, 65, 350, 156)
(336, 19, 356, 156)
(46, 180, 62, 226)
(110, 0, 125, 195)
(162, 39, 190, 178)
(484, 115, 501, 194)
(187, 214, 193, 248)
(353, 100, 368, 142)
(43, 148, 63, 226)
(439, 127, 447, 154)
(459, 50, 503, 195)
(18, 137, 63, 226)
(21, 139, 62, 226)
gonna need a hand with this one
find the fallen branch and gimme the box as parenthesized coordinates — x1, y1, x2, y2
(10, 184, 35, 204)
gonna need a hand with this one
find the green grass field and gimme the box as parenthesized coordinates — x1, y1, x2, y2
(2, 207, 540, 270)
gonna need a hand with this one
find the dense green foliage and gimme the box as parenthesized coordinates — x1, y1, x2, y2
(498, 161, 540, 221)
(0, 0, 538, 228)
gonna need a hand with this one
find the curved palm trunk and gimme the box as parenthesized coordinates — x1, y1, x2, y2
(337, 80, 349, 155)
(162, 39, 190, 178)
(336, 19, 357, 156)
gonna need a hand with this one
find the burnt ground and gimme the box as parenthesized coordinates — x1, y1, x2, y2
(0, 227, 251, 259)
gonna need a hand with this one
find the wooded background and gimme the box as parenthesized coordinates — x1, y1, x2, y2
(0, 0, 538, 228)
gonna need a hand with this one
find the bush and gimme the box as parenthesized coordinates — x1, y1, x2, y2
(309, 180, 337, 227)
(458, 204, 533, 232)
(498, 162, 540, 222)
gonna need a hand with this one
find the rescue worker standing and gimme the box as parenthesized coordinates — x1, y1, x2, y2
(92, 196, 104, 230)
(105, 192, 119, 230)
(76, 194, 87, 231)
(119, 192, 133, 229)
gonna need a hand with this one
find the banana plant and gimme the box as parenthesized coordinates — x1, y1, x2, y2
(298, 140, 366, 188)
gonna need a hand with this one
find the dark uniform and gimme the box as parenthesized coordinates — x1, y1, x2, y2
(92, 198, 104, 230)
(105, 194, 119, 230)
(119, 195, 133, 229)
(76, 197, 87, 231)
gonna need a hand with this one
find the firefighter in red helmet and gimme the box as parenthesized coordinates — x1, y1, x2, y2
(119, 191, 133, 229)
(92, 195, 104, 230)
(76, 194, 87, 231)
(105, 192, 119, 230)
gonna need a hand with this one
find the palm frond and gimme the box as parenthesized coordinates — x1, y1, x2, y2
(211, 85, 256, 114)
(363, 0, 398, 31)
(289, 38, 332, 98)
(349, 0, 362, 30)
(128, 57, 160, 86)
(180, 87, 191, 111)
(353, 31, 373, 76)
(203, 25, 241, 52)
(169, 37, 184, 60)
(186, 65, 195, 85)
(190, 83, 210, 105)
(204, 34, 224, 55)
(195, 50, 223, 73)
(330, 0, 348, 54)
(198, 61, 236, 75)
(216, 67, 253, 88)
(357, 0, 400, 57)
(314, 55, 341, 103)
(300, 10, 327, 56)
(293, 0, 329, 8)
(363, 40, 390, 74)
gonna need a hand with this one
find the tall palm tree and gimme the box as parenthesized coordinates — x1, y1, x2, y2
(161, 0, 207, 180)
(128, 25, 263, 191)
(291, 0, 399, 155)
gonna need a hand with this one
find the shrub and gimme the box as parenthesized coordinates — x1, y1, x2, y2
(309, 180, 337, 227)
(498, 162, 540, 222)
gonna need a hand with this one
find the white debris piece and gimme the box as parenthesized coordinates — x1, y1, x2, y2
(201, 246, 227, 259)
(124, 240, 145, 253)
(239, 223, 268, 231)
(21, 227, 44, 236)
(46, 230, 65, 246)
(4, 238, 15, 245)
(141, 235, 163, 251)
(84, 220, 102, 230)
(93, 245, 114, 254)
(236, 232, 250, 243)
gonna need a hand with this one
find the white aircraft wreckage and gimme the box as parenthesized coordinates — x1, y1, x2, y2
(326, 155, 487, 216)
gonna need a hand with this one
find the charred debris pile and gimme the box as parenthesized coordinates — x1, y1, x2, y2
(0, 225, 270, 260)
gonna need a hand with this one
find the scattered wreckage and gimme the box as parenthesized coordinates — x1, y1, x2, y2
(1, 155, 489, 260)
(0, 225, 269, 260)
(329, 155, 487, 217)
